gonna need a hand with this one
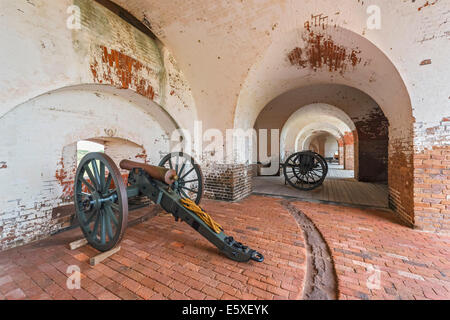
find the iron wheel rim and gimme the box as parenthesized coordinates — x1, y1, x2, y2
(74, 152, 128, 252)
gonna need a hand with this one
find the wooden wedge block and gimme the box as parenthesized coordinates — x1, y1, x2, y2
(69, 238, 88, 250)
(90, 246, 121, 266)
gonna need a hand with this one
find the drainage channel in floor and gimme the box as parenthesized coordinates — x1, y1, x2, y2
(281, 199, 338, 300)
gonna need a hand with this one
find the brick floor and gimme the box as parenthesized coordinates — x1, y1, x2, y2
(289, 201, 450, 300)
(0, 195, 449, 300)
(0, 196, 306, 300)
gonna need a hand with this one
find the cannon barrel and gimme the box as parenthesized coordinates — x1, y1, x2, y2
(119, 159, 178, 185)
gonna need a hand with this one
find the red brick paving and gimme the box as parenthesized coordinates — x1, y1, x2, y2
(0, 196, 306, 300)
(290, 200, 450, 300)
(0, 195, 449, 300)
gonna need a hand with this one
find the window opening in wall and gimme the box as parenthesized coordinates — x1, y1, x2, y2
(77, 140, 104, 165)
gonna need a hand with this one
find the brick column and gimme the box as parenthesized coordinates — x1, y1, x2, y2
(338, 138, 345, 166)
(354, 109, 389, 182)
(413, 117, 450, 233)
(389, 135, 415, 228)
(202, 163, 253, 201)
(343, 132, 355, 170)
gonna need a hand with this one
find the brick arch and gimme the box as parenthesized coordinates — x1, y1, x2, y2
(298, 128, 342, 152)
(305, 132, 339, 160)
(0, 84, 179, 250)
(280, 104, 361, 175)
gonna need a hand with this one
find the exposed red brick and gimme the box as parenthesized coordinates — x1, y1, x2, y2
(90, 46, 156, 101)
(288, 27, 362, 75)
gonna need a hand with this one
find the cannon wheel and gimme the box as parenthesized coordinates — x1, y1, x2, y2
(296, 152, 329, 184)
(315, 153, 329, 176)
(283, 151, 327, 191)
(74, 152, 128, 252)
(159, 152, 204, 204)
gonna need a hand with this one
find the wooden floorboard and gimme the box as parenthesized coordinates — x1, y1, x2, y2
(253, 164, 389, 208)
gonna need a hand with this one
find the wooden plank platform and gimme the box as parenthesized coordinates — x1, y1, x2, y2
(253, 164, 389, 208)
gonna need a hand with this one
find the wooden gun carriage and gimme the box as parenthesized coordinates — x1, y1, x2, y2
(74, 152, 264, 263)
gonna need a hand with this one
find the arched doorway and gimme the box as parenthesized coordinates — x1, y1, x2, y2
(0, 84, 179, 247)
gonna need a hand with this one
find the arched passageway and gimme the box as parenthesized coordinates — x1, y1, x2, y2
(236, 25, 409, 214)
(253, 99, 388, 208)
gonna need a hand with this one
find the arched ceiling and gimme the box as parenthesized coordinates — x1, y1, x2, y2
(302, 131, 338, 153)
(235, 26, 411, 136)
(281, 103, 353, 157)
(108, 0, 418, 135)
(295, 124, 343, 152)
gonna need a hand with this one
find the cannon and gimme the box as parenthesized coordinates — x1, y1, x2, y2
(282, 151, 328, 191)
(73, 152, 264, 263)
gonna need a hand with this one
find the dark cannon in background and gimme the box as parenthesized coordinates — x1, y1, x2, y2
(74, 152, 264, 263)
(282, 151, 329, 191)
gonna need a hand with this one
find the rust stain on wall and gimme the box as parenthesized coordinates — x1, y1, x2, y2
(288, 30, 362, 74)
(135, 149, 148, 163)
(55, 157, 76, 201)
(420, 59, 432, 66)
(418, 0, 439, 11)
(0, 161, 7, 169)
(90, 45, 156, 100)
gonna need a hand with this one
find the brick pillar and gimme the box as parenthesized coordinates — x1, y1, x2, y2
(413, 117, 450, 233)
(355, 110, 389, 182)
(389, 135, 414, 228)
(343, 132, 355, 170)
(202, 163, 253, 201)
(338, 138, 345, 166)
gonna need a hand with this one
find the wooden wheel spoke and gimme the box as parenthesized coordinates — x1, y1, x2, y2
(100, 162, 105, 191)
(105, 188, 117, 198)
(304, 171, 311, 180)
(178, 159, 187, 177)
(85, 209, 97, 225)
(110, 202, 120, 211)
(105, 173, 112, 191)
(175, 154, 179, 173)
(80, 191, 91, 197)
(105, 205, 119, 227)
(84, 165, 99, 191)
(100, 211, 106, 245)
(181, 186, 198, 194)
(80, 177, 95, 193)
(311, 170, 322, 178)
(91, 212, 101, 238)
(91, 160, 102, 189)
(180, 178, 198, 184)
(104, 209, 114, 240)
(180, 167, 194, 180)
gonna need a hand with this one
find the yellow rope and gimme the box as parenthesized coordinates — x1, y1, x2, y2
(180, 198, 223, 234)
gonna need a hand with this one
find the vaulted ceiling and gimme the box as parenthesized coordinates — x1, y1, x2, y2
(109, 0, 421, 134)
